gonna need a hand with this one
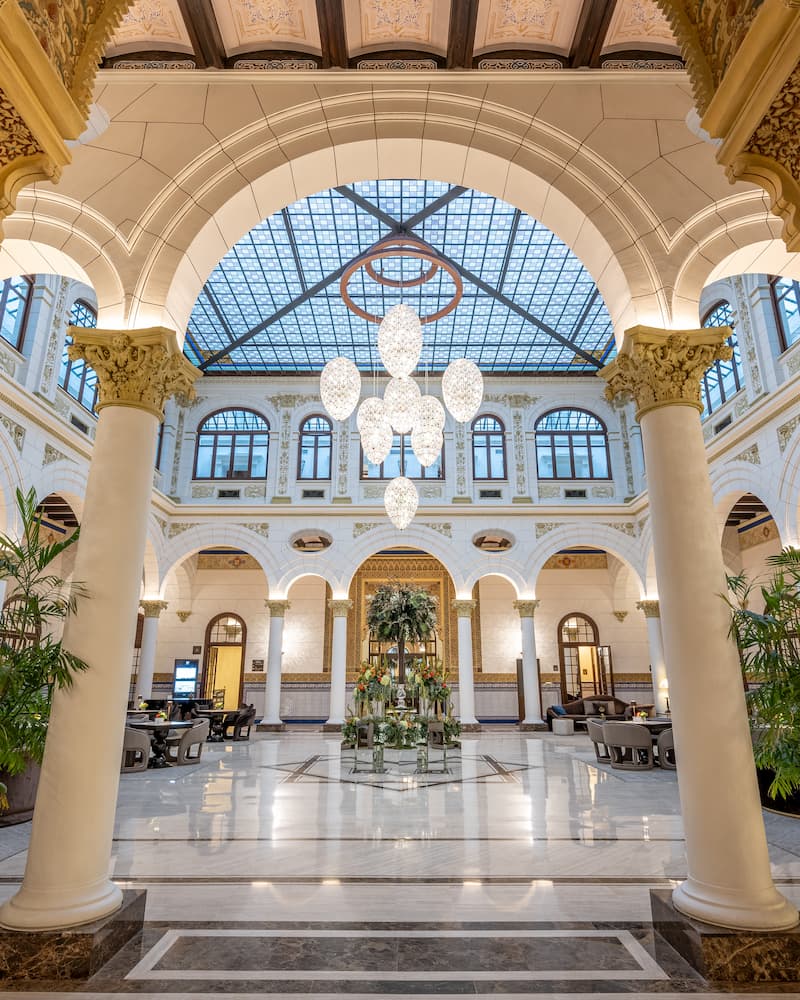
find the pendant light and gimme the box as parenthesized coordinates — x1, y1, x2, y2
(320, 357, 361, 421)
(442, 358, 483, 423)
(384, 476, 419, 530)
(377, 304, 423, 378)
(384, 376, 421, 433)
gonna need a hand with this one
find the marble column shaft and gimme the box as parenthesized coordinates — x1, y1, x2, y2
(136, 600, 168, 700)
(326, 600, 352, 727)
(636, 600, 669, 715)
(264, 600, 290, 725)
(452, 600, 478, 726)
(514, 600, 543, 725)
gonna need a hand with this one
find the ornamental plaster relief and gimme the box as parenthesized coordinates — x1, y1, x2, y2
(359, 0, 435, 45)
(604, 0, 677, 50)
(0, 416, 25, 452)
(475, 0, 572, 51)
(109, 0, 192, 50)
(213, 0, 320, 50)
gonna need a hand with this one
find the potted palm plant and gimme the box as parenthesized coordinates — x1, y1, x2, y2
(727, 548, 800, 816)
(0, 488, 89, 823)
(366, 583, 438, 683)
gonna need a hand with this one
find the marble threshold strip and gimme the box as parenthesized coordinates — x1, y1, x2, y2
(0, 874, 687, 885)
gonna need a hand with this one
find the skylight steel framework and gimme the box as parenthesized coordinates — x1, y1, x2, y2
(185, 180, 616, 375)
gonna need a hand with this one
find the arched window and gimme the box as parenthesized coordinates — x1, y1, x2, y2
(769, 275, 800, 350)
(0, 276, 32, 351)
(59, 298, 98, 413)
(472, 415, 506, 480)
(535, 409, 610, 480)
(361, 433, 443, 480)
(298, 415, 332, 480)
(194, 409, 269, 480)
(700, 300, 742, 415)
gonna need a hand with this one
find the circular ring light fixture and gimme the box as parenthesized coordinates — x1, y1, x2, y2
(340, 235, 463, 325)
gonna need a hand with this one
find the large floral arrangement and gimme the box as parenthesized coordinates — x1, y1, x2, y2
(353, 661, 391, 704)
(341, 712, 461, 749)
(407, 659, 452, 711)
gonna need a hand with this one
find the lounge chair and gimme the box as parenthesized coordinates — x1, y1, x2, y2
(121, 727, 150, 772)
(166, 718, 209, 765)
(657, 727, 676, 769)
(586, 719, 611, 762)
(602, 721, 654, 770)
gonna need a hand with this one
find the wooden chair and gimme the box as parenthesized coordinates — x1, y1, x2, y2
(166, 719, 209, 765)
(224, 705, 256, 741)
(121, 727, 150, 772)
(586, 719, 611, 762)
(602, 721, 655, 770)
(657, 727, 677, 769)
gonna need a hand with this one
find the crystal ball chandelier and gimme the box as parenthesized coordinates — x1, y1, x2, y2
(378, 304, 422, 378)
(384, 476, 419, 530)
(319, 235, 484, 529)
(320, 357, 361, 421)
(442, 358, 484, 423)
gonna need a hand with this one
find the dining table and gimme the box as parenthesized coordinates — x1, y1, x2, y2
(196, 708, 230, 742)
(126, 719, 194, 767)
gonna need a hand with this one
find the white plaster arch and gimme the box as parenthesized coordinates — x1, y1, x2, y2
(144, 120, 649, 339)
(340, 524, 466, 595)
(609, 553, 641, 610)
(157, 523, 279, 595)
(525, 524, 646, 594)
(276, 562, 338, 597)
(461, 557, 526, 598)
(711, 464, 783, 543)
(30, 464, 88, 521)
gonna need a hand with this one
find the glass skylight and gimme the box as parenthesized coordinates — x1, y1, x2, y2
(185, 180, 616, 375)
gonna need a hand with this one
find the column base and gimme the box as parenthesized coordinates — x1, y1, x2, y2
(651, 889, 800, 982)
(0, 878, 124, 932)
(256, 722, 287, 732)
(460, 722, 481, 732)
(672, 876, 799, 932)
(322, 722, 343, 733)
(519, 721, 548, 731)
(0, 889, 144, 981)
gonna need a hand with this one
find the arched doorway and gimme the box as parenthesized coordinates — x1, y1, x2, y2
(203, 613, 247, 710)
(557, 612, 614, 703)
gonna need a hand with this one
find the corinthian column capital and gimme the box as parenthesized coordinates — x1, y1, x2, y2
(328, 599, 353, 618)
(452, 599, 476, 618)
(600, 326, 732, 420)
(139, 600, 168, 619)
(67, 327, 200, 420)
(636, 599, 660, 619)
(513, 599, 540, 618)
(266, 600, 290, 617)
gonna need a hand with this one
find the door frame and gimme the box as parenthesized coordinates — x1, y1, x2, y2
(202, 612, 247, 707)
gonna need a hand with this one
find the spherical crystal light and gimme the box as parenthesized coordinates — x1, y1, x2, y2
(356, 395, 387, 433)
(384, 476, 419, 530)
(361, 416, 394, 465)
(411, 425, 443, 467)
(442, 358, 484, 423)
(320, 357, 361, 421)
(384, 376, 421, 433)
(378, 304, 423, 378)
(416, 394, 446, 434)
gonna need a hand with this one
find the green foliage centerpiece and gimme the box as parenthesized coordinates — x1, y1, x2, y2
(0, 488, 89, 813)
(366, 582, 438, 683)
(727, 548, 800, 809)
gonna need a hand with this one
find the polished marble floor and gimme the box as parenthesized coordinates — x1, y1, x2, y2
(0, 729, 798, 997)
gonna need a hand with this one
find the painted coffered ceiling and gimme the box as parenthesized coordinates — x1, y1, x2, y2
(103, 0, 682, 70)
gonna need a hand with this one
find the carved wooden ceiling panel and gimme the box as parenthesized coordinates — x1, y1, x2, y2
(474, 0, 582, 55)
(107, 0, 194, 55)
(212, 0, 322, 55)
(345, 0, 450, 55)
(603, 0, 678, 54)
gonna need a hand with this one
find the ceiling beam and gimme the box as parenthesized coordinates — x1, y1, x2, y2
(281, 208, 308, 292)
(569, 0, 618, 68)
(446, 0, 479, 69)
(176, 0, 226, 69)
(316, 0, 348, 68)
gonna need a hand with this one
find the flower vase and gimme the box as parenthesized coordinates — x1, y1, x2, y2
(372, 745, 385, 773)
(373, 699, 386, 719)
(419, 694, 430, 718)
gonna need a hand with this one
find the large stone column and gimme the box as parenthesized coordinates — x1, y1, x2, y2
(0, 328, 198, 931)
(636, 599, 669, 715)
(452, 599, 479, 730)
(603, 326, 797, 931)
(325, 599, 352, 729)
(136, 600, 168, 701)
(513, 600, 545, 729)
(262, 600, 289, 730)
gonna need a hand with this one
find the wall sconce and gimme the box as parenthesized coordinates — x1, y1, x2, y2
(176, 610, 192, 622)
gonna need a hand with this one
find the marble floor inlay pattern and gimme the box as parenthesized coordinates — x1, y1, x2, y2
(0, 730, 797, 996)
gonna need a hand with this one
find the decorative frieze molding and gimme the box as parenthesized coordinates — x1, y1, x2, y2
(603, 521, 637, 537)
(538, 484, 561, 499)
(636, 599, 660, 619)
(40, 277, 70, 397)
(363, 484, 384, 499)
(733, 443, 761, 465)
(454, 422, 467, 497)
(513, 599, 540, 618)
(191, 484, 214, 498)
(43, 443, 68, 465)
(477, 58, 562, 70)
(0, 415, 25, 451)
(358, 59, 437, 70)
(67, 328, 199, 420)
(421, 522, 452, 538)
(243, 483, 267, 499)
(353, 522, 381, 538)
(232, 59, 317, 70)
(511, 411, 527, 496)
(591, 485, 615, 498)
(140, 600, 168, 619)
(166, 522, 196, 538)
(484, 393, 540, 407)
(337, 427, 349, 497)
(239, 522, 270, 539)
(113, 59, 196, 69)
(419, 484, 443, 499)
(535, 522, 559, 538)
(601, 326, 732, 419)
(778, 414, 800, 452)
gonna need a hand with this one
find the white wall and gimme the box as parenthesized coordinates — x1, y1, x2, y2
(284, 576, 327, 673)
(478, 575, 520, 674)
